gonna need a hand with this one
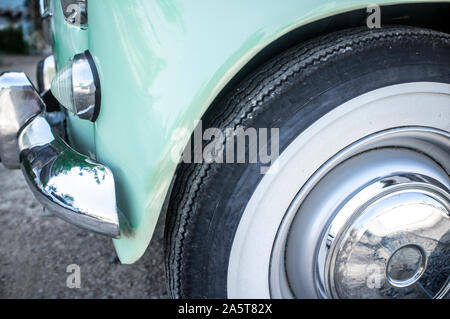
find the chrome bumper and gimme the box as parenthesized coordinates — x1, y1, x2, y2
(0, 72, 120, 238)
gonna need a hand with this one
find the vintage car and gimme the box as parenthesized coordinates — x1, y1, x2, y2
(0, 0, 449, 299)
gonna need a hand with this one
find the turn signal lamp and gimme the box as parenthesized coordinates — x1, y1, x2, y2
(51, 51, 100, 122)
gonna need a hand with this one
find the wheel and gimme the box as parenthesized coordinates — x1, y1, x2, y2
(164, 26, 450, 299)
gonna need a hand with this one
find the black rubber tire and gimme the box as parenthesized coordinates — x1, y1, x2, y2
(164, 26, 450, 298)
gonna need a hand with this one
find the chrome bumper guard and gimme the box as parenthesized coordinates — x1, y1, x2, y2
(0, 72, 120, 238)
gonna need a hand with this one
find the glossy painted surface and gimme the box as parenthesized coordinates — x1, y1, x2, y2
(50, 0, 96, 158)
(52, 0, 449, 263)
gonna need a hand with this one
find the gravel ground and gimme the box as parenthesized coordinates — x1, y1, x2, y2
(0, 55, 168, 299)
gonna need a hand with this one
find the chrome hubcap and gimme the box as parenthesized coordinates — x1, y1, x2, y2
(271, 127, 450, 299)
(323, 173, 449, 298)
(228, 84, 450, 299)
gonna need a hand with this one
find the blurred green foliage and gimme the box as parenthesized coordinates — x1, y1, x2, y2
(0, 27, 29, 54)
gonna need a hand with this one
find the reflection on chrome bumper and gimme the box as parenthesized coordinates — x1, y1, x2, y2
(0, 72, 120, 238)
(37, 55, 55, 92)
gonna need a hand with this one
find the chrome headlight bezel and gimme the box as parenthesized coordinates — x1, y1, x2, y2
(51, 50, 101, 122)
(72, 51, 101, 121)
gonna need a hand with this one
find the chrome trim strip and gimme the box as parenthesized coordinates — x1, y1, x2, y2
(0, 72, 120, 238)
(39, 0, 53, 19)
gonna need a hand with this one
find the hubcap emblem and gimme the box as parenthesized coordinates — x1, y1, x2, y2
(386, 244, 426, 288)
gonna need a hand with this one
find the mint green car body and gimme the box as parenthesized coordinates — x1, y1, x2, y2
(48, 0, 447, 264)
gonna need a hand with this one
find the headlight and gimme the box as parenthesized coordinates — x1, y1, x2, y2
(51, 50, 101, 122)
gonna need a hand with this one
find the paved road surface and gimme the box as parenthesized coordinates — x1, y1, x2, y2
(0, 54, 167, 298)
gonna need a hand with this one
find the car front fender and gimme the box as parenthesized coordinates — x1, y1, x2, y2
(65, 0, 448, 263)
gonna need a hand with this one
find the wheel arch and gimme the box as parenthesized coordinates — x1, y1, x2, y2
(104, 0, 450, 264)
(165, 0, 450, 223)
(202, 2, 450, 126)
